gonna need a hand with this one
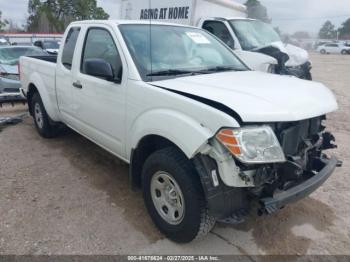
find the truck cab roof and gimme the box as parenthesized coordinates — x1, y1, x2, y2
(70, 20, 199, 29)
(203, 17, 256, 21)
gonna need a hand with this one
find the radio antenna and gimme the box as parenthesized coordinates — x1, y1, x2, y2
(149, 0, 153, 81)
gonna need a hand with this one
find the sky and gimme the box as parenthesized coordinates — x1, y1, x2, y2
(0, 0, 349, 35)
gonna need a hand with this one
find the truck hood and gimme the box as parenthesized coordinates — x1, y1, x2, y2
(152, 71, 338, 123)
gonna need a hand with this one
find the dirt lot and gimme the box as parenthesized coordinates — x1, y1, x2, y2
(0, 53, 349, 256)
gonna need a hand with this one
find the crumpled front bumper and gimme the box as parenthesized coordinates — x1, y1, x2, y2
(259, 156, 341, 215)
(286, 61, 312, 80)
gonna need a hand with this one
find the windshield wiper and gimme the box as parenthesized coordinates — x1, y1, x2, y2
(146, 66, 245, 77)
(199, 66, 244, 73)
(146, 69, 195, 77)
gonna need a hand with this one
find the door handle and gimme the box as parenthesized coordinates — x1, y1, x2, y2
(73, 82, 83, 89)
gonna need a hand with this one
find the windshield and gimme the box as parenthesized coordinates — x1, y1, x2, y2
(229, 20, 281, 51)
(119, 24, 248, 81)
(43, 41, 60, 49)
(0, 47, 47, 65)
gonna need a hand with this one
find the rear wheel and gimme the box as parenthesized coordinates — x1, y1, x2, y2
(142, 147, 216, 243)
(341, 50, 348, 55)
(320, 49, 326, 54)
(31, 93, 60, 138)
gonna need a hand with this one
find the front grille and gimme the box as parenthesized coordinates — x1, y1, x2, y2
(273, 116, 324, 156)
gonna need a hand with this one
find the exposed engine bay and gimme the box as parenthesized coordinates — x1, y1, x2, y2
(249, 116, 342, 213)
(194, 116, 342, 223)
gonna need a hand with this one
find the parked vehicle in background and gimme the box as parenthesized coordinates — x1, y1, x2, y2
(15, 42, 33, 46)
(33, 40, 60, 54)
(204, 18, 312, 79)
(119, 0, 312, 80)
(0, 38, 10, 46)
(0, 46, 48, 105)
(11, 42, 33, 46)
(20, 20, 341, 243)
(317, 43, 350, 55)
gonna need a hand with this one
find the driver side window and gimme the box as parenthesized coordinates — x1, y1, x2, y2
(202, 21, 235, 49)
(81, 28, 122, 82)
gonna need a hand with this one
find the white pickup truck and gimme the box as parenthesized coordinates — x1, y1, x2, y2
(20, 20, 341, 243)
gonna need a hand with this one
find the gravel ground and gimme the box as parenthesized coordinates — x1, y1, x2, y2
(0, 53, 349, 255)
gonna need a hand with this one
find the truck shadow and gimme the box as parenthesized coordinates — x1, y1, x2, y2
(217, 197, 336, 256)
(46, 128, 164, 243)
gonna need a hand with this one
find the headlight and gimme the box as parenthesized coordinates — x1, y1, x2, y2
(216, 126, 286, 164)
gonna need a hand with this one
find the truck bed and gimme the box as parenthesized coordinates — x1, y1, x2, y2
(20, 55, 58, 117)
(27, 55, 57, 63)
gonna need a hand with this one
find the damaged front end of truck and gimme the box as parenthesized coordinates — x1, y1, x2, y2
(194, 116, 342, 223)
(256, 45, 312, 80)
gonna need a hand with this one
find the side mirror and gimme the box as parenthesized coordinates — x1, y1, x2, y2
(84, 58, 114, 81)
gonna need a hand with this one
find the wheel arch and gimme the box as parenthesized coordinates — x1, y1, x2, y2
(26, 73, 60, 121)
(27, 83, 38, 116)
(130, 134, 191, 190)
(127, 108, 230, 189)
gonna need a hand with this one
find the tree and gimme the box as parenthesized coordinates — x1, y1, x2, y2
(27, 0, 43, 32)
(0, 11, 9, 31)
(26, 0, 109, 33)
(244, 0, 271, 23)
(292, 31, 311, 40)
(318, 20, 337, 39)
(72, 0, 109, 20)
(338, 18, 350, 40)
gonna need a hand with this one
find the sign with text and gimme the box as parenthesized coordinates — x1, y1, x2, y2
(121, 0, 194, 24)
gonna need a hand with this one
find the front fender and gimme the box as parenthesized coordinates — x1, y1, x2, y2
(28, 72, 60, 121)
(127, 108, 215, 159)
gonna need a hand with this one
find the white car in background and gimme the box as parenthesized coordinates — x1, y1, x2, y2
(0, 38, 9, 46)
(33, 40, 60, 55)
(317, 43, 350, 55)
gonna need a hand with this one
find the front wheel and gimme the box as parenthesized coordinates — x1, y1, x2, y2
(320, 49, 326, 54)
(341, 50, 348, 55)
(142, 147, 216, 243)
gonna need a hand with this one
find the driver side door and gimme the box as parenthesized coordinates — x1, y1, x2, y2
(72, 26, 127, 158)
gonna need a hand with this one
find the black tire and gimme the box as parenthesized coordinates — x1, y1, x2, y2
(142, 147, 216, 243)
(341, 50, 347, 55)
(320, 49, 326, 54)
(31, 92, 60, 138)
